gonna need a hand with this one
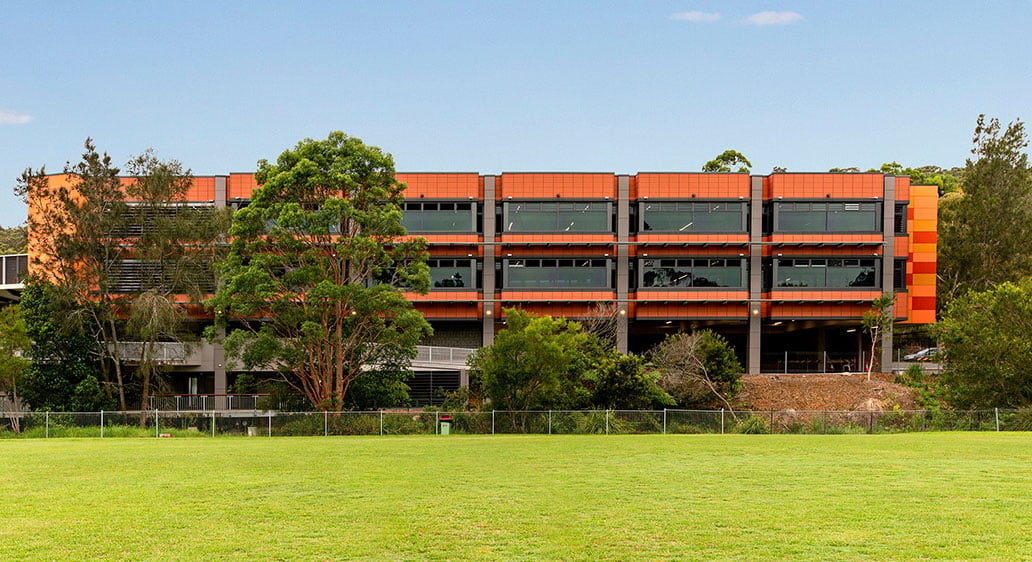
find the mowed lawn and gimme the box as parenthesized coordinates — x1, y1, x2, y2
(2, 434, 1031, 560)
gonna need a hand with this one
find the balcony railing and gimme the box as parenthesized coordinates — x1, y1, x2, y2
(111, 342, 193, 365)
(413, 345, 474, 367)
(148, 394, 267, 412)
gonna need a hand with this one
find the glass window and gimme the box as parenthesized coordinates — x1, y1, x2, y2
(776, 258, 879, 288)
(402, 202, 477, 232)
(504, 259, 610, 288)
(505, 201, 610, 232)
(776, 201, 881, 232)
(640, 201, 745, 232)
(429, 258, 475, 289)
(640, 258, 745, 288)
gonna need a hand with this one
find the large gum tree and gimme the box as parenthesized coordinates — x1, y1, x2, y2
(210, 132, 431, 411)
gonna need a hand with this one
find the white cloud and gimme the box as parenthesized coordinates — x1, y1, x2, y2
(670, 11, 721, 23)
(0, 111, 33, 125)
(742, 11, 803, 26)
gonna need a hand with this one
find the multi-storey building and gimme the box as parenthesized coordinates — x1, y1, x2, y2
(28, 171, 937, 405)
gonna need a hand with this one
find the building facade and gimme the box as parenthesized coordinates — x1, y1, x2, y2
(29, 171, 937, 404)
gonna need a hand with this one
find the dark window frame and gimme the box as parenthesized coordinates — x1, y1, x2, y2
(638, 200, 747, 233)
(502, 257, 612, 289)
(502, 201, 612, 234)
(638, 257, 747, 289)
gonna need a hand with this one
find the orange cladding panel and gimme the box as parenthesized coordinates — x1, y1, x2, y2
(498, 173, 616, 199)
(228, 173, 259, 199)
(905, 184, 938, 324)
(635, 173, 750, 199)
(398, 173, 480, 199)
(770, 173, 884, 199)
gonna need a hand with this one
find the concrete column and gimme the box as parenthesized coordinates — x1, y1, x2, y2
(881, 176, 896, 371)
(616, 175, 630, 353)
(747, 176, 764, 374)
(482, 176, 497, 347)
(213, 176, 228, 393)
(214, 176, 227, 208)
(213, 330, 227, 395)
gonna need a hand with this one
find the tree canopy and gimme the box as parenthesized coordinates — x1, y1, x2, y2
(938, 116, 1032, 304)
(467, 308, 669, 416)
(648, 330, 743, 410)
(703, 150, 752, 173)
(16, 140, 229, 412)
(937, 279, 1032, 408)
(210, 132, 431, 411)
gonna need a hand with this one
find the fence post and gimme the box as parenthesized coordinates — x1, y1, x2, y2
(548, 410, 552, 435)
(155, 409, 159, 438)
(605, 410, 610, 435)
(46, 411, 49, 439)
(922, 409, 926, 432)
(823, 352, 827, 374)
(868, 411, 874, 434)
(212, 410, 216, 438)
(492, 410, 496, 435)
(324, 411, 328, 437)
(267, 413, 272, 437)
(435, 411, 439, 435)
(769, 410, 774, 434)
(380, 410, 383, 436)
(784, 351, 788, 374)
(100, 410, 104, 439)
(995, 408, 1000, 432)
(721, 409, 725, 434)
(663, 409, 667, 435)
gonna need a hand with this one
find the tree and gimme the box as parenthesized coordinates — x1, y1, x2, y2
(17, 140, 229, 412)
(870, 162, 962, 195)
(17, 281, 110, 412)
(17, 139, 130, 408)
(120, 151, 230, 418)
(937, 279, 1032, 408)
(0, 305, 29, 431)
(590, 352, 672, 410)
(0, 225, 27, 254)
(702, 150, 752, 173)
(862, 292, 895, 380)
(579, 301, 620, 346)
(210, 132, 431, 411)
(648, 330, 743, 412)
(938, 116, 1032, 304)
(467, 309, 594, 416)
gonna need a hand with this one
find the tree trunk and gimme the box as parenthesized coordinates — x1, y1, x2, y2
(107, 316, 127, 411)
(867, 327, 878, 382)
(139, 341, 153, 428)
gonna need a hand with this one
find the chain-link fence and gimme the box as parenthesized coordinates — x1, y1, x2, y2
(3, 408, 1032, 438)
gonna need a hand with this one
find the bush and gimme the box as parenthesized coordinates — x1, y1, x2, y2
(735, 416, 770, 434)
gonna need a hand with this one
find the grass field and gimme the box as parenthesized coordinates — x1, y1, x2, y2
(2, 434, 1031, 560)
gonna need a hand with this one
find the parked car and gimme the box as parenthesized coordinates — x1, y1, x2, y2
(903, 347, 939, 362)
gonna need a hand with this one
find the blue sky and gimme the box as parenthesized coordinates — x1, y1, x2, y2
(2, 1, 1030, 227)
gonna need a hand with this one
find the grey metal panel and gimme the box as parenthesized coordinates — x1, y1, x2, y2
(616, 176, 630, 353)
(214, 176, 227, 209)
(482, 176, 497, 346)
(748, 176, 764, 374)
(881, 176, 896, 371)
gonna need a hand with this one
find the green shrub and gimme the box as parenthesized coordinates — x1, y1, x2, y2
(735, 416, 770, 434)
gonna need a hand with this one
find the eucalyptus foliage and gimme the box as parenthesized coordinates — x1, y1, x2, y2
(939, 116, 1032, 305)
(17, 140, 227, 411)
(210, 132, 431, 411)
(937, 279, 1032, 408)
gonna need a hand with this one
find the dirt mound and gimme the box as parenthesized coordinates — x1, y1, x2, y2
(736, 372, 917, 412)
